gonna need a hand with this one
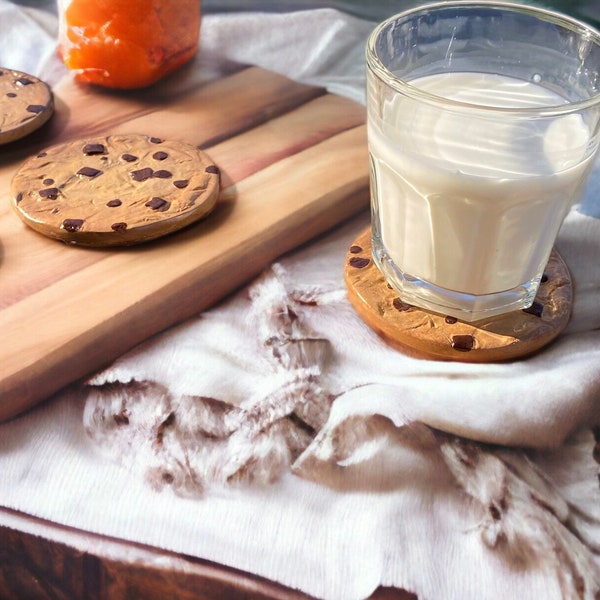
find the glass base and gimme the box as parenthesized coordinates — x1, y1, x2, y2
(372, 236, 540, 323)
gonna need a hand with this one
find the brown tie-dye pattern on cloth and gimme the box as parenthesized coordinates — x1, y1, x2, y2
(83, 265, 600, 600)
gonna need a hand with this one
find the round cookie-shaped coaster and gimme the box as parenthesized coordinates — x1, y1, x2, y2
(344, 228, 572, 362)
(0, 68, 53, 144)
(11, 134, 220, 246)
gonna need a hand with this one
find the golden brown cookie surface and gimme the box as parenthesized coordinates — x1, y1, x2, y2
(344, 228, 572, 362)
(0, 68, 53, 144)
(11, 134, 220, 246)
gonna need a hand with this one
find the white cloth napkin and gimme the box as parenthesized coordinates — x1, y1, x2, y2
(0, 2, 57, 76)
(1, 4, 600, 600)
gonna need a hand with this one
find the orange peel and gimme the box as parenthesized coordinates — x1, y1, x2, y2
(58, 0, 201, 89)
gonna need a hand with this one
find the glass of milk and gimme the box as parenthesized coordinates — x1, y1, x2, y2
(366, 1, 600, 321)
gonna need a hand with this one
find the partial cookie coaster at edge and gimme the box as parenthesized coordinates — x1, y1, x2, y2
(10, 134, 220, 247)
(0, 68, 54, 144)
(344, 227, 572, 363)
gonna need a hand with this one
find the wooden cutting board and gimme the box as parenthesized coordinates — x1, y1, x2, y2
(0, 64, 368, 422)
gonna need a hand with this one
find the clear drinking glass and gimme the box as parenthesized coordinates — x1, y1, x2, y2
(366, 1, 600, 321)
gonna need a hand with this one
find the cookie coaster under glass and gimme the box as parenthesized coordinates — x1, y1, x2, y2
(344, 228, 573, 363)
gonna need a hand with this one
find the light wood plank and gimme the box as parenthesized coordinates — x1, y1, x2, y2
(0, 124, 368, 420)
(0, 93, 365, 309)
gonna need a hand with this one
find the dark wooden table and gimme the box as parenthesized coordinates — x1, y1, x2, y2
(0, 508, 417, 600)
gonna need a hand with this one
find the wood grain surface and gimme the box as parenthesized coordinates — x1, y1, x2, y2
(0, 65, 369, 421)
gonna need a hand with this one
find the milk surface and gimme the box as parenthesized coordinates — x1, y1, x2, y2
(369, 72, 593, 295)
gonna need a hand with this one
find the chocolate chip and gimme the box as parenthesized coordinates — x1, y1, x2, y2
(349, 256, 370, 269)
(111, 222, 128, 232)
(62, 218, 84, 232)
(393, 297, 412, 312)
(39, 187, 59, 199)
(451, 334, 475, 351)
(37, 151, 47, 158)
(152, 151, 168, 160)
(349, 245, 363, 254)
(83, 143, 106, 155)
(131, 167, 154, 182)
(121, 153, 138, 162)
(445, 316, 458, 324)
(173, 180, 189, 189)
(205, 165, 219, 175)
(150, 137, 162, 144)
(77, 166, 102, 178)
(145, 197, 169, 211)
(107, 199, 122, 207)
(523, 301, 543, 318)
(42, 178, 54, 185)
(152, 169, 172, 179)
(541, 273, 549, 283)
(16, 77, 33, 86)
(15, 192, 22, 203)
(26, 104, 45, 114)
(6, 92, 16, 98)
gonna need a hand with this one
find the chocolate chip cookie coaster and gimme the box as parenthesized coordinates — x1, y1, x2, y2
(0, 68, 53, 144)
(11, 134, 220, 246)
(344, 228, 572, 362)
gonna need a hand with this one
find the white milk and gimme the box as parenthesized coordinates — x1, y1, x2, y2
(369, 72, 594, 296)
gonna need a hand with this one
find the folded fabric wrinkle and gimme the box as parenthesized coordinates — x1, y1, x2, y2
(82, 218, 600, 598)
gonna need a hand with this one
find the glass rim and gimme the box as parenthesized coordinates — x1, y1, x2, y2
(366, 0, 600, 116)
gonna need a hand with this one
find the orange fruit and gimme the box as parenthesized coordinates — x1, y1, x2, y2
(58, 0, 201, 89)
